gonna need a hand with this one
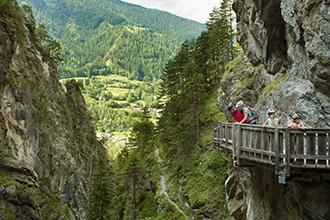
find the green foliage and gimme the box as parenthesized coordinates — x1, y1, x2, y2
(154, 1, 236, 218)
(20, 3, 63, 64)
(157, 147, 231, 219)
(108, 113, 159, 219)
(129, 110, 155, 150)
(13, 178, 71, 219)
(3, 76, 19, 87)
(199, 92, 226, 124)
(0, 137, 9, 149)
(222, 52, 248, 82)
(0, 0, 25, 43)
(16, 0, 205, 134)
(0, 170, 15, 186)
(158, 0, 237, 153)
(255, 63, 265, 72)
(262, 73, 286, 96)
(19, 0, 205, 81)
(0, 0, 16, 16)
(237, 71, 255, 88)
(61, 75, 161, 133)
(200, 128, 214, 147)
(205, 0, 238, 80)
(7, 0, 237, 218)
(87, 155, 114, 220)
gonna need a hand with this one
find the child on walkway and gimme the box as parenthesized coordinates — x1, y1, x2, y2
(262, 108, 279, 127)
(287, 114, 305, 164)
(287, 114, 305, 129)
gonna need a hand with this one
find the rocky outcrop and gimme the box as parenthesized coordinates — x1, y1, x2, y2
(226, 167, 330, 220)
(220, 0, 330, 127)
(0, 1, 99, 219)
(217, 0, 330, 219)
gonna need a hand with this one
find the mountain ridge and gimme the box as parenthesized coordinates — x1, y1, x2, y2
(15, 0, 208, 134)
(18, 0, 205, 80)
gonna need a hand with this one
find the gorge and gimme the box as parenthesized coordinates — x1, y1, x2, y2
(1, 0, 330, 219)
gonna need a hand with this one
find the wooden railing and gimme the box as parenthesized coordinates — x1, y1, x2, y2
(213, 123, 330, 183)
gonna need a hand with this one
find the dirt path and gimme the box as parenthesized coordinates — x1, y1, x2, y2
(155, 148, 189, 219)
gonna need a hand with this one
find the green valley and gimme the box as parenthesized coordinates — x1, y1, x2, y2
(19, 0, 206, 134)
(60, 74, 160, 134)
(4, 0, 239, 218)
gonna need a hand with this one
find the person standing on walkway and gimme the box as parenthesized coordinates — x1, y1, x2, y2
(287, 114, 305, 164)
(228, 103, 244, 123)
(236, 100, 255, 124)
(263, 108, 279, 127)
(287, 114, 305, 129)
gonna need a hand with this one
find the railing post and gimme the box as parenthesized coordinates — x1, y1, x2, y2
(285, 129, 291, 176)
(327, 131, 329, 168)
(231, 124, 236, 165)
(218, 124, 222, 147)
(274, 128, 279, 175)
(225, 123, 228, 150)
(236, 124, 242, 166)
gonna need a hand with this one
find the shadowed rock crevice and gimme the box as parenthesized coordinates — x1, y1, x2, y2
(233, 0, 287, 74)
(260, 0, 287, 73)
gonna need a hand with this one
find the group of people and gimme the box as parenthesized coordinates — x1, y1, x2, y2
(227, 100, 257, 124)
(227, 100, 305, 129)
(228, 100, 306, 164)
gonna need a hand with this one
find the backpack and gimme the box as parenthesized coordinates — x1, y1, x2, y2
(248, 107, 259, 122)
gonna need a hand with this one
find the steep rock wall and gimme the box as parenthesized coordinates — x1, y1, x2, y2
(220, 0, 330, 127)
(218, 0, 330, 219)
(0, 1, 99, 219)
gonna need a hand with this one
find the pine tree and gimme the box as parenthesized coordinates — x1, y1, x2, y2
(157, 0, 237, 157)
(87, 155, 114, 220)
(110, 111, 157, 219)
(205, 0, 236, 86)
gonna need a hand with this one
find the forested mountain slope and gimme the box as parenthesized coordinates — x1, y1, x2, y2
(17, 0, 206, 134)
(18, 0, 205, 80)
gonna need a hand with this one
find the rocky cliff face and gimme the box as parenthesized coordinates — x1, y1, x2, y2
(0, 1, 99, 219)
(219, 0, 330, 127)
(217, 0, 330, 219)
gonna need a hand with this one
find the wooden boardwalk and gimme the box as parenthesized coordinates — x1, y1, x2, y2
(213, 123, 330, 183)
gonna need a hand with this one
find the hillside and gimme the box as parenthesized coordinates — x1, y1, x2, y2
(18, 0, 206, 134)
(18, 0, 205, 80)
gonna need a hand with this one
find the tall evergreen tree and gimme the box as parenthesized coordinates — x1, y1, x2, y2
(158, 0, 237, 157)
(111, 111, 157, 219)
(205, 0, 236, 86)
(87, 155, 114, 220)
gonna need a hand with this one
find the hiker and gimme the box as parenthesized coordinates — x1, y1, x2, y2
(287, 114, 305, 130)
(236, 100, 256, 124)
(287, 114, 305, 164)
(227, 103, 244, 123)
(263, 108, 279, 127)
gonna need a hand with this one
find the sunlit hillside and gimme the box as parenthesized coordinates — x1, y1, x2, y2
(20, 0, 206, 134)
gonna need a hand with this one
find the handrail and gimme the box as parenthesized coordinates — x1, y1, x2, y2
(213, 123, 330, 183)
